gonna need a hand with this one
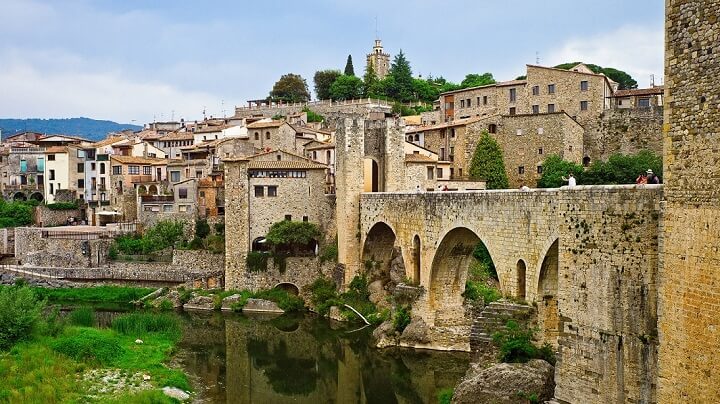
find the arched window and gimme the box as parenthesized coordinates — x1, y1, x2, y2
(583, 156, 591, 167)
(516, 260, 527, 300)
(254, 132, 259, 140)
(265, 131, 270, 140)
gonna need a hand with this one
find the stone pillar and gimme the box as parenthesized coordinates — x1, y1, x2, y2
(384, 118, 406, 192)
(223, 159, 250, 290)
(335, 117, 364, 286)
(658, 1, 720, 401)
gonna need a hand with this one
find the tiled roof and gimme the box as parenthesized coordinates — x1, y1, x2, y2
(158, 132, 194, 141)
(247, 120, 284, 129)
(405, 116, 487, 133)
(305, 141, 335, 150)
(404, 153, 437, 163)
(612, 87, 664, 97)
(110, 155, 169, 165)
(92, 136, 127, 148)
(248, 160, 327, 170)
(495, 79, 528, 87)
(45, 146, 68, 153)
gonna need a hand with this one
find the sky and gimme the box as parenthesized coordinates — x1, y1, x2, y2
(0, 0, 664, 124)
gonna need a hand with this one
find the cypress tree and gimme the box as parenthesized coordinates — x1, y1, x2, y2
(344, 55, 355, 76)
(363, 63, 379, 97)
(469, 131, 509, 189)
(387, 50, 414, 102)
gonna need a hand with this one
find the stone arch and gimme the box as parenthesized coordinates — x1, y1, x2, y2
(13, 192, 26, 201)
(252, 237, 269, 252)
(516, 259, 527, 300)
(536, 238, 560, 346)
(361, 221, 397, 282)
(29, 192, 43, 202)
(274, 282, 300, 296)
(148, 184, 158, 195)
(137, 185, 147, 195)
(411, 234, 421, 284)
(583, 155, 591, 167)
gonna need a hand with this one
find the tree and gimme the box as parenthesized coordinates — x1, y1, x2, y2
(344, 55, 355, 76)
(362, 63, 381, 98)
(313, 70, 341, 100)
(582, 150, 662, 185)
(427, 76, 460, 94)
(269, 73, 310, 103)
(329, 75, 364, 100)
(460, 73, 496, 89)
(412, 78, 439, 103)
(469, 131, 509, 189)
(385, 50, 415, 102)
(537, 155, 584, 188)
(554, 62, 638, 90)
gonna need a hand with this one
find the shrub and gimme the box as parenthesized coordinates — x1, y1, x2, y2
(537, 154, 585, 188)
(158, 299, 174, 311)
(302, 107, 324, 123)
(393, 305, 412, 333)
(0, 200, 33, 228)
(67, 307, 95, 327)
(472, 243, 497, 279)
(319, 240, 338, 263)
(32, 286, 154, 303)
(266, 220, 321, 247)
(214, 223, 225, 235)
(45, 202, 79, 210)
(438, 388, 454, 404)
(195, 219, 210, 239)
(0, 286, 45, 350)
(206, 235, 225, 254)
(254, 289, 305, 312)
(111, 313, 180, 339)
(189, 237, 204, 250)
(492, 320, 555, 365)
(463, 281, 501, 304)
(246, 251, 269, 272)
(51, 328, 123, 365)
(469, 131, 509, 189)
(309, 277, 339, 315)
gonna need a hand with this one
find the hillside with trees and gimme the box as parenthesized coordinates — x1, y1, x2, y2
(553, 62, 638, 90)
(0, 118, 142, 141)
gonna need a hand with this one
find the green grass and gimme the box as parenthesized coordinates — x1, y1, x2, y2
(438, 388, 454, 404)
(99, 389, 178, 403)
(111, 313, 181, 340)
(51, 328, 123, 365)
(32, 286, 155, 304)
(67, 306, 96, 327)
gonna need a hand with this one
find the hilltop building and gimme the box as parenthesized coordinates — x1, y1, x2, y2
(366, 39, 391, 80)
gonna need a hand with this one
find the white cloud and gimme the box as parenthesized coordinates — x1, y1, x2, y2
(546, 25, 664, 87)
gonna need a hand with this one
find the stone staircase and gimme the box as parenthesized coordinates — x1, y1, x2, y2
(469, 300, 535, 350)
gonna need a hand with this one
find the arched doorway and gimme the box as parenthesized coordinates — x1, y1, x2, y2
(412, 235, 421, 284)
(252, 237, 269, 252)
(537, 239, 560, 346)
(583, 155, 591, 167)
(148, 184, 158, 195)
(361, 222, 397, 281)
(363, 158, 380, 192)
(13, 192, 26, 201)
(29, 192, 43, 202)
(274, 282, 300, 296)
(516, 260, 527, 300)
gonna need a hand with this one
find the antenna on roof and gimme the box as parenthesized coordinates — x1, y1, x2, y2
(536, 51, 540, 65)
(650, 74, 655, 87)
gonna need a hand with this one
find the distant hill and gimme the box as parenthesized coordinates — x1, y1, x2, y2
(0, 118, 143, 142)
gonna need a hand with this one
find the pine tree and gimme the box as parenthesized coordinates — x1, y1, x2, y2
(344, 55, 355, 76)
(469, 131, 509, 189)
(386, 50, 414, 102)
(363, 63, 379, 98)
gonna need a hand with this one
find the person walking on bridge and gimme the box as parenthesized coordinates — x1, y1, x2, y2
(561, 173, 577, 187)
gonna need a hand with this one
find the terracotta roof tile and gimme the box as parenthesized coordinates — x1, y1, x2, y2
(110, 155, 169, 165)
(612, 87, 664, 97)
(248, 160, 327, 170)
(45, 146, 68, 153)
(158, 132, 194, 141)
(246, 120, 284, 129)
(404, 153, 437, 163)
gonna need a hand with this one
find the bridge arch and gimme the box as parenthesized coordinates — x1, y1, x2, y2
(536, 238, 560, 346)
(361, 221, 397, 281)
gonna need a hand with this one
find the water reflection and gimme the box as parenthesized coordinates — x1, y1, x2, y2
(175, 312, 470, 404)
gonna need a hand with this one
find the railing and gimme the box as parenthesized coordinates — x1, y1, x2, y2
(10, 147, 44, 153)
(41, 230, 112, 240)
(140, 195, 174, 203)
(5, 184, 42, 191)
(130, 175, 153, 183)
(235, 97, 393, 111)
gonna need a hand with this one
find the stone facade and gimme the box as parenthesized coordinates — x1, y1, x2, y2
(583, 106, 664, 163)
(366, 39, 390, 80)
(233, 99, 392, 120)
(658, 1, 720, 402)
(34, 205, 84, 227)
(14, 227, 112, 268)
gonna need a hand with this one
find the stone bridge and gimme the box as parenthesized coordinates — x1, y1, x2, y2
(356, 185, 663, 403)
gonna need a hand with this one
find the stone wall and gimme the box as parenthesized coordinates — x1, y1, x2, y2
(658, 1, 720, 402)
(584, 107, 663, 162)
(232, 256, 336, 294)
(554, 186, 661, 404)
(233, 99, 392, 119)
(14, 227, 112, 267)
(34, 205, 84, 227)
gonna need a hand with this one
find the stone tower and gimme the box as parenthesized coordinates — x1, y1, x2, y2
(366, 39, 390, 80)
(659, 0, 720, 402)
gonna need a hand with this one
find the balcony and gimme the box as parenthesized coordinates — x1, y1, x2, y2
(140, 195, 174, 203)
(130, 175, 153, 183)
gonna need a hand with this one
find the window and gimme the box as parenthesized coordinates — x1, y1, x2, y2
(128, 165, 140, 175)
(267, 186, 277, 197)
(450, 168, 454, 178)
(100, 163, 106, 174)
(460, 99, 465, 108)
(20, 160, 27, 173)
(179, 188, 188, 199)
(569, 145, 574, 152)
(488, 124, 497, 134)
(638, 97, 651, 107)
(254, 132, 259, 140)
(163, 204, 173, 213)
(451, 128, 456, 138)
(284, 215, 292, 221)
(265, 131, 270, 139)
(77, 150, 85, 158)
(49, 183, 54, 194)
(195, 170, 202, 178)
(466, 98, 471, 107)
(143, 166, 151, 175)
(548, 84, 555, 94)
(302, 215, 308, 222)
(170, 171, 180, 182)
(509, 88, 517, 102)
(48, 154, 55, 161)
(37, 157, 44, 171)
(532, 85, 539, 95)
(74, 163, 83, 173)
(254, 186, 264, 197)
(313, 151, 317, 160)
(91, 162, 96, 171)
(539, 147, 543, 155)
(580, 101, 588, 111)
(483, 96, 488, 105)
(477, 96, 481, 106)
(436, 168, 443, 179)
(440, 148, 446, 160)
(427, 166, 434, 180)
(518, 166, 525, 175)
(49, 169, 55, 180)
(580, 80, 589, 91)
(276, 154, 281, 161)
(78, 179, 85, 188)
(547, 104, 555, 113)
(537, 165, 544, 174)
(532, 105, 539, 114)
(509, 107, 516, 115)
(537, 127, 544, 135)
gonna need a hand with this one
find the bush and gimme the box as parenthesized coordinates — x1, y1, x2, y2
(266, 220, 321, 247)
(67, 307, 95, 327)
(246, 251, 269, 272)
(309, 277, 339, 315)
(302, 107, 324, 123)
(319, 240, 338, 263)
(393, 305, 411, 333)
(492, 320, 555, 365)
(113, 220, 184, 255)
(438, 388, 454, 404)
(537, 155, 585, 188)
(111, 313, 181, 339)
(189, 237, 204, 250)
(195, 219, 210, 239)
(463, 281, 501, 304)
(206, 235, 225, 254)
(0, 200, 33, 228)
(472, 243, 497, 279)
(214, 223, 225, 235)
(45, 202, 79, 210)
(253, 289, 305, 312)
(0, 286, 45, 350)
(51, 328, 123, 365)
(469, 131, 509, 189)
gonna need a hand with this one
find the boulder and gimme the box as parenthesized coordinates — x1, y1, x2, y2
(183, 295, 215, 311)
(242, 298, 284, 313)
(368, 280, 388, 307)
(328, 306, 345, 322)
(162, 386, 190, 401)
(452, 359, 555, 404)
(373, 319, 398, 348)
(220, 294, 242, 311)
(400, 317, 431, 344)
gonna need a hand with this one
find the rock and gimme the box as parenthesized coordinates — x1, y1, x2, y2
(452, 359, 555, 404)
(328, 306, 345, 322)
(373, 320, 398, 348)
(242, 298, 284, 313)
(368, 279, 387, 307)
(135, 339, 143, 344)
(183, 294, 215, 311)
(400, 317, 431, 344)
(220, 294, 242, 311)
(164, 290, 183, 308)
(162, 386, 190, 401)
(143, 374, 151, 381)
